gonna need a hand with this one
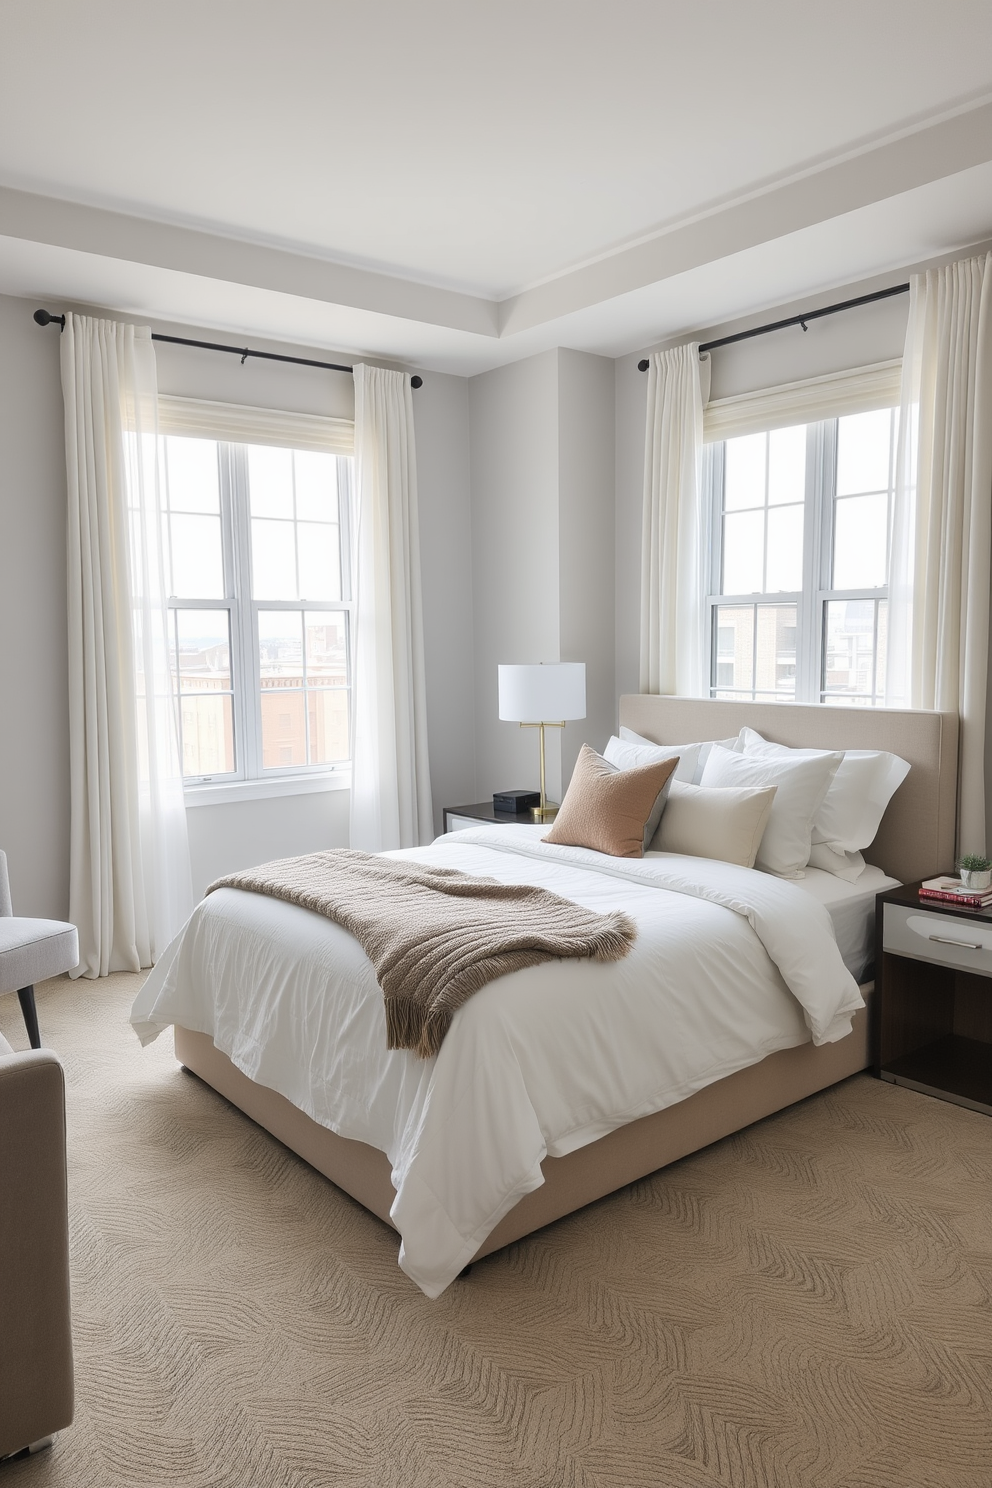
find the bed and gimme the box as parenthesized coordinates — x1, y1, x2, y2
(131, 696, 958, 1297)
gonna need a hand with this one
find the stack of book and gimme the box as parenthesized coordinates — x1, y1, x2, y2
(919, 876, 992, 909)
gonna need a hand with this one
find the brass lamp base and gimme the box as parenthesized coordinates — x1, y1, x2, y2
(519, 719, 565, 825)
(530, 802, 559, 823)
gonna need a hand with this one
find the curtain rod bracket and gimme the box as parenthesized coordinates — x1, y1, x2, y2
(34, 308, 65, 330)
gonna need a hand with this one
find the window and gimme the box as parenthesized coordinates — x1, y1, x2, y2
(705, 405, 897, 706)
(159, 403, 354, 786)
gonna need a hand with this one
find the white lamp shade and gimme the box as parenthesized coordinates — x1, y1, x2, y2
(498, 662, 586, 722)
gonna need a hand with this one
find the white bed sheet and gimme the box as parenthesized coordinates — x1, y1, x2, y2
(131, 828, 863, 1298)
(790, 864, 899, 979)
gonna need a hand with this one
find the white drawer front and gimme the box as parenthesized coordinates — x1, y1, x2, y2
(884, 902, 992, 976)
(446, 814, 492, 833)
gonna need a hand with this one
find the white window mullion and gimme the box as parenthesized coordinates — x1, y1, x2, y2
(166, 605, 183, 773)
(208, 443, 242, 784)
(226, 443, 258, 782)
(816, 419, 839, 704)
(703, 442, 724, 694)
(793, 420, 827, 704)
(336, 457, 356, 761)
(338, 455, 355, 605)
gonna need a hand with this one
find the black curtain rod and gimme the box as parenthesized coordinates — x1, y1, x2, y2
(33, 309, 423, 388)
(636, 283, 910, 371)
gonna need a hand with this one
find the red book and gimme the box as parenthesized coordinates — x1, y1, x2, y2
(919, 887, 992, 908)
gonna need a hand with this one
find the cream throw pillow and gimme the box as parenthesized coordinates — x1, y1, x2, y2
(543, 744, 678, 858)
(651, 781, 776, 868)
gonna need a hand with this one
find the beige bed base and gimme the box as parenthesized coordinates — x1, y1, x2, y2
(176, 697, 958, 1265)
(176, 1008, 870, 1261)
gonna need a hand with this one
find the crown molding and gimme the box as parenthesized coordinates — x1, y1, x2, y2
(0, 184, 498, 339)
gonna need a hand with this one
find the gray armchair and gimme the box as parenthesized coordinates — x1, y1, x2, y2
(0, 850, 78, 1049)
(0, 850, 77, 1459)
(0, 1031, 74, 1459)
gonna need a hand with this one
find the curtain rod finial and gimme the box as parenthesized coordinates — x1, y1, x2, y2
(410, 375, 423, 389)
(34, 308, 65, 329)
(637, 359, 650, 372)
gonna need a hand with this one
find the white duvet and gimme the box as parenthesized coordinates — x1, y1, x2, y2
(131, 827, 863, 1297)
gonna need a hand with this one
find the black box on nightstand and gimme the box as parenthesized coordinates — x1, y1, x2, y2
(493, 790, 540, 813)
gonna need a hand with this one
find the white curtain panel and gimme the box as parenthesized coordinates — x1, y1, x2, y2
(61, 315, 192, 977)
(350, 364, 433, 851)
(887, 253, 992, 855)
(639, 344, 710, 695)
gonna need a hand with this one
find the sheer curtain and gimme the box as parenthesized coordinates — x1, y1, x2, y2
(61, 314, 192, 977)
(640, 344, 711, 695)
(887, 253, 992, 854)
(349, 364, 433, 851)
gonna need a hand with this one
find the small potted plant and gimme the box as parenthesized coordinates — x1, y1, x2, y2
(959, 853, 992, 891)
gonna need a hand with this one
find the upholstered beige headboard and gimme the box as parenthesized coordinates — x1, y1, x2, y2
(618, 696, 958, 885)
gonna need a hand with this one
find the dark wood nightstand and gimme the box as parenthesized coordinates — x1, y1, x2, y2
(875, 880, 992, 1116)
(442, 802, 537, 833)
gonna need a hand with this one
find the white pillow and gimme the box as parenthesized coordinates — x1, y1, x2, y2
(619, 726, 739, 784)
(806, 843, 867, 882)
(651, 780, 777, 869)
(737, 727, 910, 854)
(699, 744, 842, 878)
(604, 734, 699, 784)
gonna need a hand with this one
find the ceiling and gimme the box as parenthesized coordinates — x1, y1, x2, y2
(3, 0, 992, 373)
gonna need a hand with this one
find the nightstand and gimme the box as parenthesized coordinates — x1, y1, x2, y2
(875, 881, 992, 1116)
(442, 802, 537, 833)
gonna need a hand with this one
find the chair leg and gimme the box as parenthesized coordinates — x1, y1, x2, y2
(17, 986, 41, 1049)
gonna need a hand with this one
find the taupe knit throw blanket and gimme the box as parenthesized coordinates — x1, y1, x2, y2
(207, 850, 637, 1058)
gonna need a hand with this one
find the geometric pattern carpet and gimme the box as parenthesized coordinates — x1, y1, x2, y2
(2, 973, 991, 1488)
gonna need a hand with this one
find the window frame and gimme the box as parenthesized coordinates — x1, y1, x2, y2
(159, 400, 355, 798)
(704, 408, 896, 706)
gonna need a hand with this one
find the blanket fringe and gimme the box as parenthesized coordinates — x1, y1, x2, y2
(386, 999, 432, 1056)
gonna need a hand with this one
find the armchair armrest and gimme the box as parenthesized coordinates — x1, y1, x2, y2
(0, 1050, 74, 1459)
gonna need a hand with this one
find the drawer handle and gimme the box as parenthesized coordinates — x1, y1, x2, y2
(928, 933, 983, 950)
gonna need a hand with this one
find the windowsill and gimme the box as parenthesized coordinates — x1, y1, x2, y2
(184, 771, 351, 807)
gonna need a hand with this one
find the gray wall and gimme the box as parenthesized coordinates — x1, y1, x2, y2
(558, 348, 615, 779)
(0, 294, 475, 912)
(186, 789, 351, 900)
(412, 369, 477, 834)
(0, 295, 71, 918)
(468, 347, 616, 806)
(469, 350, 562, 801)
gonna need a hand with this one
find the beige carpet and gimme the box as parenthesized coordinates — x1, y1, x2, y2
(2, 974, 991, 1488)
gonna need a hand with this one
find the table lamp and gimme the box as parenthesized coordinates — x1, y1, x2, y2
(498, 662, 586, 821)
